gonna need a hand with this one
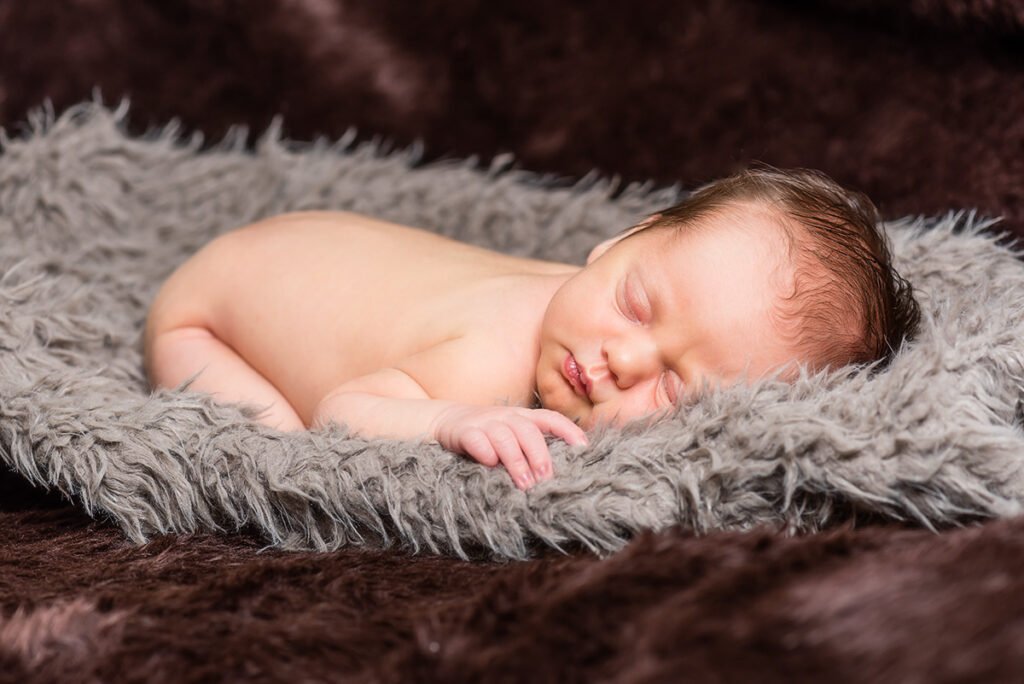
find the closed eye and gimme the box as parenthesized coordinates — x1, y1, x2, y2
(619, 276, 649, 323)
(659, 370, 683, 406)
(617, 281, 639, 322)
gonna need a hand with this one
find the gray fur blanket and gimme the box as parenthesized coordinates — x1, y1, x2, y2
(1, 101, 1022, 560)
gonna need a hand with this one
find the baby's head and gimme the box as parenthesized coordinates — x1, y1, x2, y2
(536, 165, 920, 429)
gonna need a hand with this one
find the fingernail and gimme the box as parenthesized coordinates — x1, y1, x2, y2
(520, 473, 535, 489)
(537, 463, 550, 478)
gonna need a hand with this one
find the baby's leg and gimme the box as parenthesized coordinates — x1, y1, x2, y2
(147, 326, 305, 431)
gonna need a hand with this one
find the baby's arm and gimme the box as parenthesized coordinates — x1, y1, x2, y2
(311, 366, 587, 491)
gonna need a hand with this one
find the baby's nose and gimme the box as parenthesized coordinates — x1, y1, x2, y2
(604, 333, 660, 389)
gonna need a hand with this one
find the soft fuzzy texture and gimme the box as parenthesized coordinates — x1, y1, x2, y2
(1, 101, 1022, 561)
(3, 2, 1024, 680)
(5, 508, 1024, 684)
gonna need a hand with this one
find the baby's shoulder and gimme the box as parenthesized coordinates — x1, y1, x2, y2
(396, 330, 537, 407)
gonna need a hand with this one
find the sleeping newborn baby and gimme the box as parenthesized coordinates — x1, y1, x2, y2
(144, 166, 920, 490)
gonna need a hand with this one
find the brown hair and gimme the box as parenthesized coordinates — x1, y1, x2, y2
(637, 165, 920, 371)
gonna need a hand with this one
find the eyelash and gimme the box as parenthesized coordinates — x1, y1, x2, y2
(620, 280, 645, 322)
(659, 371, 680, 405)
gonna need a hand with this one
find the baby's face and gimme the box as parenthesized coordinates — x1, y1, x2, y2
(536, 206, 803, 429)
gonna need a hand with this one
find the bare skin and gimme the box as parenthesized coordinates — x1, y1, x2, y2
(144, 206, 802, 490)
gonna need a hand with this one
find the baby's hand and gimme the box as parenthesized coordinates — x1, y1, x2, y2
(430, 404, 588, 490)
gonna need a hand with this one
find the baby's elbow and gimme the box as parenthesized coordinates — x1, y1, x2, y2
(310, 388, 367, 430)
(310, 391, 344, 430)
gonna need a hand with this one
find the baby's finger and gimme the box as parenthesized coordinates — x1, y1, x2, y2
(506, 417, 554, 481)
(458, 428, 499, 467)
(486, 422, 535, 490)
(530, 409, 589, 446)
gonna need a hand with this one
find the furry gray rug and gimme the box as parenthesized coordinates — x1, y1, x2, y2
(1, 101, 1022, 560)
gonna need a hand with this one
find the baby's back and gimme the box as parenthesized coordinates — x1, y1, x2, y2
(145, 211, 526, 422)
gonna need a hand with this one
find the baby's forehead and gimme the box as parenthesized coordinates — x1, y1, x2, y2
(638, 213, 806, 333)
(647, 205, 796, 266)
(636, 221, 793, 305)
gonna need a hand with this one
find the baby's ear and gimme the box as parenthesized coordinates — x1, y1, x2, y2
(586, 213, 662, 265)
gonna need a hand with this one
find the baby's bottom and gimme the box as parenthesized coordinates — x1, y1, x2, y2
(147, 326, 305, 431)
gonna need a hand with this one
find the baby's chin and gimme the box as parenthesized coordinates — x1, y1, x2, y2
(535, 386, 591, 428)
(569, 401, 677, 431)
(540, 396, 673, 432)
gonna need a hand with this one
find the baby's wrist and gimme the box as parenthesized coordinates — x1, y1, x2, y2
(427, 402, 462, 444)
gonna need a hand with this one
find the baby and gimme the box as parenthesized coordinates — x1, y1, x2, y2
(144, 166, 920, 490)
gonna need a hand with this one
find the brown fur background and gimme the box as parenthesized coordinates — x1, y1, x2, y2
(4, 498, 1024, 682)
(2, 0, 1021, 240)
(2, 0, 1023, 680)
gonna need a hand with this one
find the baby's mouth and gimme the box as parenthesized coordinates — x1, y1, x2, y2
(564, 353, 591, 399)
